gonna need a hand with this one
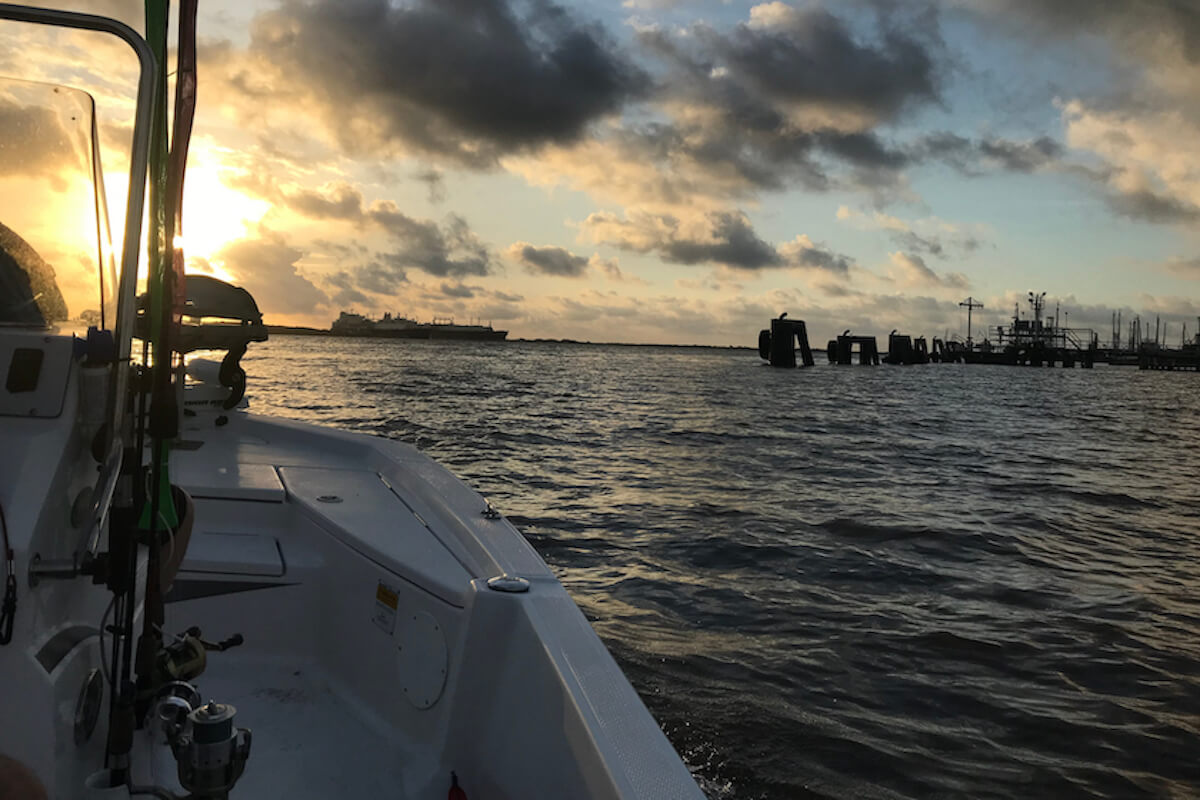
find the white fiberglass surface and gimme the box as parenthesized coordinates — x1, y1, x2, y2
(157, 656, 413, 799)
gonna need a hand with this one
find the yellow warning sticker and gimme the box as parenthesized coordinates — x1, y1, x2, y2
(376, 583, 399, 610)
(372, 581, 399, 634)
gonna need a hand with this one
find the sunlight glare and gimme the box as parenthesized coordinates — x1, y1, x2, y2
(181, 143, 271, 259)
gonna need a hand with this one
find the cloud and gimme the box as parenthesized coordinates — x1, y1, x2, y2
(620, 5, 941, 192)
(507, 242, 590, 277)
(1061, 100, 1200, 227)
(215, 231, 329, 315)
(593, 256, 648, 285)
(415, 168, 446, 203)
(962, 0, 1200, 71)
(779, 235, 853, 276)
(266, 181, 495, 280)
(836, 206, 984, 258)
(323, 270, 371, 306)
(917, 132, 1064, 175)
(977, 136, 1063, 173)
(369, 207, 491, 277)
(284, 182, 365, 220)
(582, 209, 854, 274)
(642, 5, 941, 125)
(1166, 256, 1200, 278)
(944, 7, 1200, 230)
(1107, 190, 1200, 224)
(583, 210, 779, 269)
(509, 2, 947, 209)
(887, 251, 969, 290)
(231, 0, 647, 166)
(439, 282, 481, 298)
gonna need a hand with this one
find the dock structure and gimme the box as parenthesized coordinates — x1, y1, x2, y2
(883, 331, 930, 365)
(961, 292, 1096, 368)
(827, 332, 879, 365)
(931, 338, 965, 363)
(758, 314, 814, 368)
(751, 296, 1200, 373)
(1139, 346, 1200, 371)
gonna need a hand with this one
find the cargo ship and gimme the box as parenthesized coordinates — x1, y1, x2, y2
(330, 311, 508, 340)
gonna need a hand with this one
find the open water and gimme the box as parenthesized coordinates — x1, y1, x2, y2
(245, 336, 1200, 799)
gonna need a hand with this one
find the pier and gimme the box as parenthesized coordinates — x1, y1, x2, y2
(758, 314, 814, 368)
(882, 332, 929, 365)
(755, 298, 1200, 372)
(1139, 347, 1200, 371)
(827, 333, 880, 365)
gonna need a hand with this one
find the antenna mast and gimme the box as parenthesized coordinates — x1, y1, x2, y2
(959, 297, 985, 348)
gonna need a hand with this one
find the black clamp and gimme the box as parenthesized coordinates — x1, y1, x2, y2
(0, 572, 16, 645)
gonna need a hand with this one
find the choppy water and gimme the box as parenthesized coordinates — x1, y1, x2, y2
(244, 336, 1200, 799)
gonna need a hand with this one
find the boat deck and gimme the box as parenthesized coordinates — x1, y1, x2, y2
(138, 656, 419, 798)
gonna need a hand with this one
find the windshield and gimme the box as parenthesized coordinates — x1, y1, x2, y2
(0, 76, 115, 333)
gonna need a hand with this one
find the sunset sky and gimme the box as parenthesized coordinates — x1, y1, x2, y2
(7, 0, 1200, 345)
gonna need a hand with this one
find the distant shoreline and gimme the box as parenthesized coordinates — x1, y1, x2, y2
(265, 325, 757, 351)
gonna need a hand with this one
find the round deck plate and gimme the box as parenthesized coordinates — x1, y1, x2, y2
(397, 611, 448, 709)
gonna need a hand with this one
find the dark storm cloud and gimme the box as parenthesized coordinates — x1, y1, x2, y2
(508, 243, 590, 277)
(707, 8, 939, 118)
(218, 1, 960, 205)
(621, 7, 942, 192)
(641, 7, 940, 121)
(584, 210, 853, 275)
(244, 0, 647, 165)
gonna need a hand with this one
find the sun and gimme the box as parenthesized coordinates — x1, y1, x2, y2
(101, 138, 272, 278)
(180, 141, 272, 260)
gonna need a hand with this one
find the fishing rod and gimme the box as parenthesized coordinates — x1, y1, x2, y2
(133, 0, 198, 718)
(106, 0, 198, 776)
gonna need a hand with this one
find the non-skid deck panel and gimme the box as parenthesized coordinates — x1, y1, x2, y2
(278, 466, 471, 606)
(162, 660, 411, 798)
(172, 459, 286, 502)
(179, 532, 284, 576)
